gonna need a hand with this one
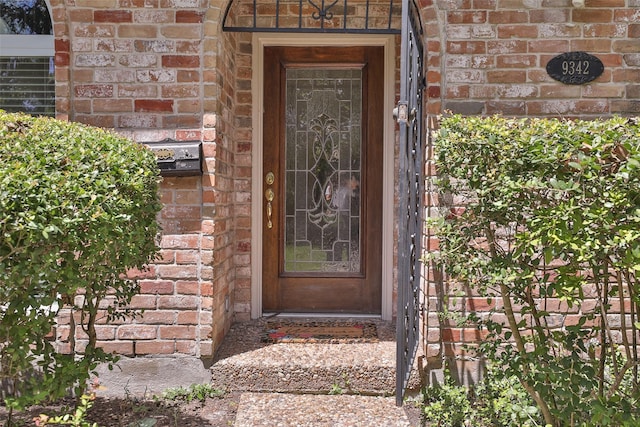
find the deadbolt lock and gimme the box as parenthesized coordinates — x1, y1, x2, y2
(266, 172, 275, 185)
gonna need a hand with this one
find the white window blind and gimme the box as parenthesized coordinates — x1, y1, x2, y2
(0, 0, 54, 117)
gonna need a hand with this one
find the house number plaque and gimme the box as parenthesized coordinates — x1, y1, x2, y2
(546, 51, 604, 85)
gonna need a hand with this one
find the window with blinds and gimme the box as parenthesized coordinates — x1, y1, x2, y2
(0, 0, 54, 117)
(0, 57, 54, 116)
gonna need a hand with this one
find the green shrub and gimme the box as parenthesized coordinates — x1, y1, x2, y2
(160, 384, 225, 403)
(423, 367, 543, 427)
(0, 111, 161, 414)
(423, 371, 474, 427)
(432, 115, 640, 426)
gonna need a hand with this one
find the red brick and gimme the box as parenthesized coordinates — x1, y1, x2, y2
(68, 9, 93, 22)
(586, 0, 625, 5)
(55, 52, 70, 67)
(446, 41, 486, 54)
(156, 250, 176, 264)
(139, 310, 177, 324)
(126, 266, 156, 279)
(93, 99, 133, 113)
(486, 101, 525, 115)
(176, 130, 202, 141)
(487, 70, 526, 83)
(585, 23, 628, 38)
(442, 328, 462, 342)
(528, 40, 570, 53)
(176, 10, 204, 23)
(161, 85, 200, 98)
(487, 40, 527, 54)
(572, 8, 613, 23)
(488, 10, 528, 24)
(496, 54, 536, 68)
(74, 24, 116, 38)
(175, 250, 199, 264)
(160, 234, 200, 249)
(447, 11, 487, 23)
(176, 40, 200, 55)
(117, 325, 157, 340)
(177, 70, 201, 83)
(75, 326, 116, 340)
(139, 280, 175, 295)
(135, 341, 175, 355)
(176, 311, 199, 325)
(129, 294, 158, 309)
(119, 115, 161, 128)
(135, 99, 174, 112)
(55, 39, 70, 53)
(159, 325, 196, 339)
(175, 341, 198, 355)
(175, 280, 200, 294)
(498, 25, 538, 38)
(157, 265, 198, 280)
(98, 341, 134, 356)
(158, 295, 199, 309)
(163, 115, 201, 129)
(529, 9, 569, 23)
(133, 9, 172, 24)
(199, 342, 214, 357)
(162, 55, 200, 68)
(94, 10, 132, 22)
(74, 85, 113, 98)
(118, 24, 157, 38)
(161, 205, 202, 220)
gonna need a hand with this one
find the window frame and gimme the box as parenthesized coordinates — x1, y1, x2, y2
(0, 34, 54, 56)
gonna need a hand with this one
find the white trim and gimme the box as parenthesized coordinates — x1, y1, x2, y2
(0, 34, 54, 56)
(251, 33, 396, 320)
(0, 0, 54, 57)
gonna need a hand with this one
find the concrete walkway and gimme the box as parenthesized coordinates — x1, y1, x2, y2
(234, 392, 415, 426)
(211, 318, 424, 426)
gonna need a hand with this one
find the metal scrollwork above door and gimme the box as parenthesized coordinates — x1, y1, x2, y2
(223, 0, 402, 33)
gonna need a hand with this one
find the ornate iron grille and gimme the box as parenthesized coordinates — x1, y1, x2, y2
(223, 0, 402, 33)
(395, 0, 425, 407)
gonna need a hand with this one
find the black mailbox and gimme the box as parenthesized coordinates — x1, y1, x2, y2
(145, 139, 202, 177)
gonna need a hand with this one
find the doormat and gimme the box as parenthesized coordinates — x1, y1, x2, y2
(262, 320, 378, 344)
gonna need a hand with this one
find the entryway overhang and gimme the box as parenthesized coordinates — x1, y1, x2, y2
(223, 0, 402, 34)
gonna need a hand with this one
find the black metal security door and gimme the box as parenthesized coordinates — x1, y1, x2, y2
(395, 0, 425, 406)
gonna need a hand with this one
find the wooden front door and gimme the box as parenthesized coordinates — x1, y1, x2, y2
(262, 46, 384, 314)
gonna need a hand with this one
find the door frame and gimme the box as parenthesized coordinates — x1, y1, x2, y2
(250, 33, 396, 320)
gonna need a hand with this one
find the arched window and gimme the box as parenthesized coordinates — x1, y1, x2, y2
(0, 0, 54, 116)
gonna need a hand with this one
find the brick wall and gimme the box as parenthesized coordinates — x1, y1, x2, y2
(49, 0, 238, 360)
(418, 0, 640, 379)
(421, 0, 639, 118)
(45, 0, 639, 368)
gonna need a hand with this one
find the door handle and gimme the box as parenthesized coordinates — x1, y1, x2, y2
(265, 171, 275, 229)
(265, 188, 274, 229)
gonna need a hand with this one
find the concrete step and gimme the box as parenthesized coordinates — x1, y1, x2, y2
(210, 319, 423, 396)
(211, 341, 397, 395)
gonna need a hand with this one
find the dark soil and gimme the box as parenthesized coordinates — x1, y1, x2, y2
(0, 392, 241, 427)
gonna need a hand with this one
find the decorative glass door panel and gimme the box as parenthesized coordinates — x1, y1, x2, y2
(284, 68, 362, 274)
(262, 46, 383, 314)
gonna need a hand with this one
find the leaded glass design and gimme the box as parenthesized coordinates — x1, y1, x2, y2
(284, 68, 362, 273)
